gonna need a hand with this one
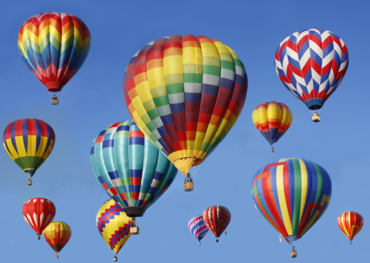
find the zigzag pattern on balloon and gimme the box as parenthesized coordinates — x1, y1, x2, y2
(275, 29, 348, 110)
(188, 216, 209, 241)
(18, 12, 91, 92)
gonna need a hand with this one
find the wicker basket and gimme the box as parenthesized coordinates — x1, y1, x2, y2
(184, 182, 194, 192)
(52, 97, 59, 105)
(130, 226, 140, 235)
(291, 251, 297, 258)
(312, 115, 320, 122)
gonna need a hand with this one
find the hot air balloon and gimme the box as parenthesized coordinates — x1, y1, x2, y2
(97, 199, 133, 262)
(188, 216, 209, 245)
(251, 158, 332, 258)
(3, 118, 55, 185)
(90, 120, 178, 233)
(123, 35, 248, 190)
(274, 29, 348, 122)
(203, 205, 231, 242)
(43, 221, 71, 258)
(18, 12, 91, 105)
(22, 197, 56, 240)
(337, 211, 364, 244)
(252, 102, 293, 152)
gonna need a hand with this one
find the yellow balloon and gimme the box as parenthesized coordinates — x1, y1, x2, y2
(96, 200, 133, 255)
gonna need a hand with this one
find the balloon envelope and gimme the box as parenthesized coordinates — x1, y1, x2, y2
(96, 199, 133, 255)
(275, 29, 348, 110)
(90, 120, 178, 217)
(203, 205, 231, 238)
(337, 211, 364, 242)
(123, 35, 248, 175)
(252, 102, 292, 147)
(3, 118, 55, 178)
(188, 216, 209, 242)
(18, 12, 91, 92)
(22, 197, 56, 236)
(43, 221, 71, 255)
(251, 158, 332, 244)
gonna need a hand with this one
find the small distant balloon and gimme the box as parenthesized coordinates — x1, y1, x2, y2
(3, 118, 55, 185)
(252, 102, 292, 152)
(22, 197, 56, 239)
(203, 205, 231, 242)
(338, 211, 364, 244)
(43, 221, 72, 258)
(188, 216, 209, 245)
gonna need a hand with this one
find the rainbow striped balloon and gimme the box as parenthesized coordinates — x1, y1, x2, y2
(18, 12, 91, 92)
(252, 102, 293, 151)
(3, 119, 55, 180)
(123, 35, 248, 175)
(251, 158, 332, 246)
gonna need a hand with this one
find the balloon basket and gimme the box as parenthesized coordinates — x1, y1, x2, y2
(28, 179, 32, 186)
(271, 147, 274, 153)
(51, 95, 59, 105)
(37, 235, 40, 240)
(56, 254, 59, 259)
(113, 256, 117, 262)
(184, 182, 194, 192)
(130, 226, 140, 235)
(291, 251, 297, 258)
(312, 113, 320, 122)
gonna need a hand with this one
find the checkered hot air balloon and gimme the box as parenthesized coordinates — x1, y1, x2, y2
(188, 216, 209, 245)
(123, 35, 248, 186)
(274, 29, 348, 122)
(43, 221, 71, 259)
(251, 158, 332, 258)
(18, 12, 91, 104)
(22, 197, 56, 240)
(96, 199, 133, 261)
(337, 211, 364, 244)
(90, 120, 178, 228)
(252, 102, 293, 152)
(3, 119, 55, 185)
(203, 205, 231, 242)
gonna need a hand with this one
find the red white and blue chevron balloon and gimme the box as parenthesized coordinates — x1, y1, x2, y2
(275, 29, 349, 110)
(188, 216, 209, 244)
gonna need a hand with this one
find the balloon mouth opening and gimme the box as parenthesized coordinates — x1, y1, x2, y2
(286, 235, 301, 245)
(123, 207, 146, 217)
(305, 99, 324, 110)
(45, 82, 64, 92)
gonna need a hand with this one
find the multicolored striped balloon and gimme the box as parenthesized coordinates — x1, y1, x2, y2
(96, 199, 133, 259)
(275, 29, 348, 113)
(188, 216, 209, 244)
(203, 205, 231, 242)
(3, 118, 55, 183)
(251, 158, 332, 247)
(18, 12, 91, 92)
(43, 221, 71, 258)
(22, 197, 56, 239)
(252, 102, 292, 151)
(337, 211, 364, 244)
(90, 120, 178, 218)
(123, 35, 248, 175)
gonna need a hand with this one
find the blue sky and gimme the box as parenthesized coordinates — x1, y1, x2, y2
(0, 0, 369, 262)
